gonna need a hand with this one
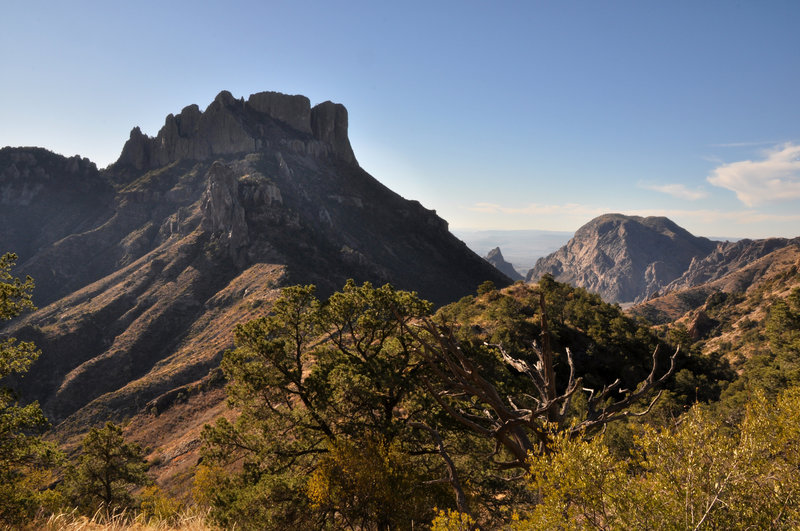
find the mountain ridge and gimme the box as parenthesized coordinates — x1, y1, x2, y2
(527, 213, 798, 314)
(1, 90, 510, 459)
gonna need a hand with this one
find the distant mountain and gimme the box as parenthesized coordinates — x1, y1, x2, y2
(527, 214, 717, 303)
(453, 229, 572, 276)
(484, 247, 524, 281)
(0, 90, 509, 485)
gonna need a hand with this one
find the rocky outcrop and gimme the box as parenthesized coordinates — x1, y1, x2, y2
(527, 214, 717, 303)
(247, 91, 312, 134)
(113, 90, 357, 173)
(310, 101, 356, 165)
(484, 247, 522, 281)
(688, 310, 717, 340)
(631, 242, 800, 328)
(201, 162, 249, 266)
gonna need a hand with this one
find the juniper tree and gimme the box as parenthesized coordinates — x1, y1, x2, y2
(68, 421, 151, 512)
(0, 252, 58, 525)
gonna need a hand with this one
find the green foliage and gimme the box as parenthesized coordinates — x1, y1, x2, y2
(717, 287, 800, 421)
(676, 288, 711, 309)
(441, 275, 665, 393)
(0, 252, 34, 319)
(138, 485, 184, 524)
(198, 277, 742, 528)
(476, 280, 496, 295)
(200, 281, 447, 529)
(0, 252, 60, 526)
(514, 386, 800, 529)
(766, 288, 800, 374)
(440, 277, 731, 412)
(519, 427, 628, 529)
(66, 422, 151, 512)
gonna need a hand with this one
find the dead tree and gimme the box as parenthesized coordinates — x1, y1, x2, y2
(403, 291, 678, 470)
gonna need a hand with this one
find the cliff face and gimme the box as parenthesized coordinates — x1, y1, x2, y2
(629, 242, 800, 376)
(0, 90, 509, 481)
(527, 214, 717, 303)
(113, 90, 356, 175)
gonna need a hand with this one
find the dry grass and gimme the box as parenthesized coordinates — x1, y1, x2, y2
(19, 508, 221, 531)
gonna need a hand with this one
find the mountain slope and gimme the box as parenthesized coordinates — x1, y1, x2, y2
(631, 240, 800, 326)
(527, 214, 717, 303)
(0, 147, 114, 284)
(1, 90, 509, 460)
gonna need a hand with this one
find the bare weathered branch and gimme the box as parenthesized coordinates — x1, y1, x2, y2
(393, 293, 679, 472)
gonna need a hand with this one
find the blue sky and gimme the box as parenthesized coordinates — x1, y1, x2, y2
(2, 1, 799, 238)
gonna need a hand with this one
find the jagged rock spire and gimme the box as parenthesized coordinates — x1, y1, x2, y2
(485, 246, 523, 281)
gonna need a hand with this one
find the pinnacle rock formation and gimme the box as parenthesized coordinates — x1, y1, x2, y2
(484, 247, 523, 281)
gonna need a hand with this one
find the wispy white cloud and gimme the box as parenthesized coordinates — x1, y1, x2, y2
(708, 140, 780, 148)
(708, 143, 800, 206)
(466, 202, 607, 217)
(639, 182, 709, 201)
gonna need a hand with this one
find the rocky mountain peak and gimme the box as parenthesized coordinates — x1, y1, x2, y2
(113, 90, 356, 172)
(1, 89, 511, 489)
(310, 101, 355, 165)
(528, 214, 717, 303)
(485, 247, 504, 261)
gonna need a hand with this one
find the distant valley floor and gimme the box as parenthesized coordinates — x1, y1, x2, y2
(452, 229, 573, 276)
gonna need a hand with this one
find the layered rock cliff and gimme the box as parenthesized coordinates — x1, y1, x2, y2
(631, 238, 800, 324)
(113, 90, 356, 175)
(0, 147, 113, 266)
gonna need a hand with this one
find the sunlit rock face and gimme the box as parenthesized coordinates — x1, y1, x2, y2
(528, 214, 717, 303)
